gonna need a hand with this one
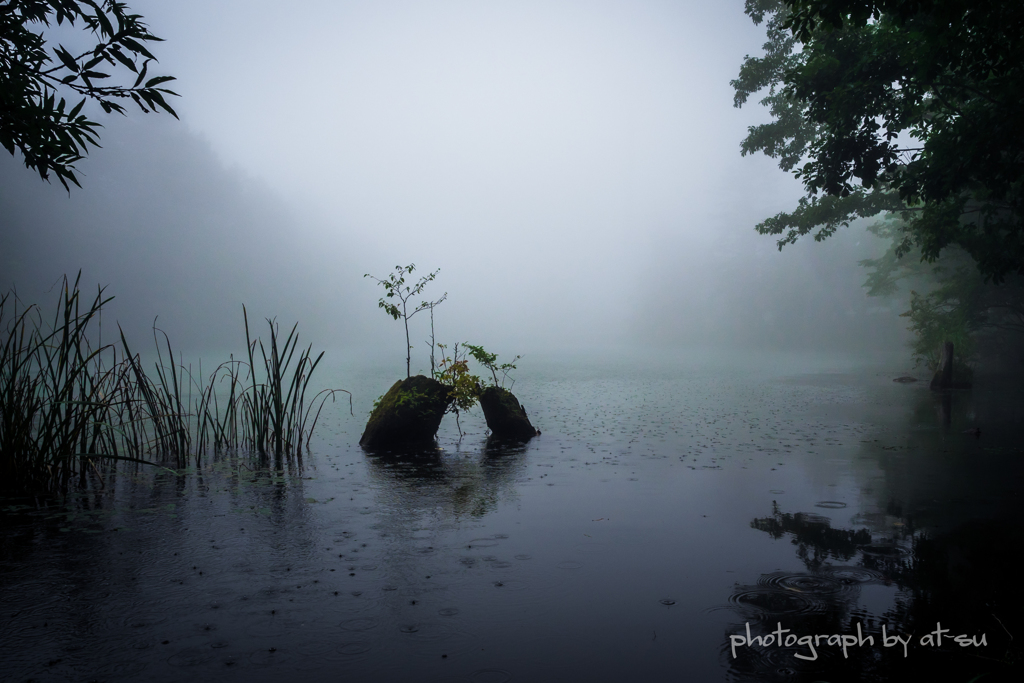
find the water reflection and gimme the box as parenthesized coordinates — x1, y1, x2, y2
(364, 438, 530, 520)
(0, 458, 330, 683)
(3, 359, 1023, 682)
(752, 504, 874, 570)
(721, 502, 1022, 682)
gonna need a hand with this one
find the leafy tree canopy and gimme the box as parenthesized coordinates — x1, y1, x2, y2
(734, 0, 1024, 281)
(1, 1, 178, 189)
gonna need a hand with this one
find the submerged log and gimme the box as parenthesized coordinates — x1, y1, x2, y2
(359, 375, 452, 449)
(478, 386, 538, 441)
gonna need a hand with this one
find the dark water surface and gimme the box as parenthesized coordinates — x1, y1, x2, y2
(3, 352, 1022, 682)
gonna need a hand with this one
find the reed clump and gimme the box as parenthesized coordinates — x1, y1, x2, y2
(0, 274, 347, 496)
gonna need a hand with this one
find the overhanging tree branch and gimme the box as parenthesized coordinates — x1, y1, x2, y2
(734, 0, 1024, 281)
(1, 0, 178, 190)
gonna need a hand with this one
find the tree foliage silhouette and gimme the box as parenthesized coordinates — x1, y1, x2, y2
(1, 1, 178, 189)
(734, 0, 1024, 281)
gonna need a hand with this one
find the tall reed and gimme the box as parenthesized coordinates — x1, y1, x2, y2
(0, 274, 116, 493)
(0, 274, 348, 495)
(241, 307, 338, 460)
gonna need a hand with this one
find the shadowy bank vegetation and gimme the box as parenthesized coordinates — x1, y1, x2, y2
(0, 274, 348, 496)
(862, 217, 1024, 383)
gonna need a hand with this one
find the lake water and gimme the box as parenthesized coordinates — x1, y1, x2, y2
(2, 351, 1022, 682)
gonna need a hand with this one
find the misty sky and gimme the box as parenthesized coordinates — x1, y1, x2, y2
(1, 0, 909, 363)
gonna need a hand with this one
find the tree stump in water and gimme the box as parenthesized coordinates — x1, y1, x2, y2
(360, 375, 452, 449)
(478, 386, 538, 441)
(930, 342, 954, 390)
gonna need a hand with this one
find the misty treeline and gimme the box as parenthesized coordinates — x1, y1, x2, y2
(736, 0, 1024, 374)
(0, 274, 349, 496)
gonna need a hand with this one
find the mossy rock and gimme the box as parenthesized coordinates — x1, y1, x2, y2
(360, 375, 453, 450)
(478, 386, 537, 442)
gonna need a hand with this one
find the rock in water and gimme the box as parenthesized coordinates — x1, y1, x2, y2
(478, 386, 537, 441)
(360, 375, 452, 449)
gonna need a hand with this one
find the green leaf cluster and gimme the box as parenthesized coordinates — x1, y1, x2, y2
(1, 0, 178, 189)
(433, 343, 481, 414)
(464, 343, 520, 389)
(735, 0, 1024, 282)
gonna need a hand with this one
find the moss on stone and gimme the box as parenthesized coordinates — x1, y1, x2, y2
(360, 375, 453, 449)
